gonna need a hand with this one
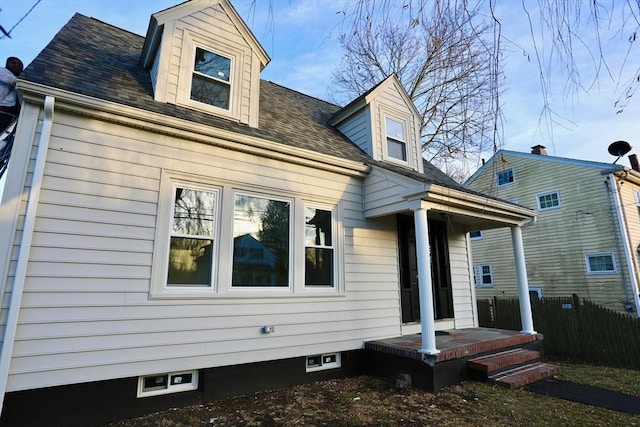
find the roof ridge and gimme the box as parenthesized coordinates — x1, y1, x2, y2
(260, 79, 340, 108)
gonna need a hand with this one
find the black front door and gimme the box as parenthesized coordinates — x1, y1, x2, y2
(397, 215, 454, 323)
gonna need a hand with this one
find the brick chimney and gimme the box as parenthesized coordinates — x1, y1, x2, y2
(531, 145, 548, 155)
(629, 154, 640, 172)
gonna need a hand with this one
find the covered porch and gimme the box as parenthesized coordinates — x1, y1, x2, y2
(364, 169, 540, 355)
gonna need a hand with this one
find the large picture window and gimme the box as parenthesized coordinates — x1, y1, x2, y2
(167, 187, 217, 286)
(152, 172, 343, 297)
(304, 206, 334, 287)
(191, 47, 232, 110)
(232, 194, 291, 287)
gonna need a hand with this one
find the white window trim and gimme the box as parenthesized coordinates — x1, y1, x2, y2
(150, 170, 345, 298)
(228, 190, 294, 292)
(306, 353, 342, 372)
(177, 29, 242, 120)
(634, 189, 640, 207)
(536, 190, 561, 211)
(496, 168, 515, 187)
(381, 110, 413, 166)
(585, 252, 617, 275)
(529, 287, 542, 299)
(474, 263, 493, 288)
(302, 202, 340, 290)
(137, 370, 199, 398)
(150, 170, 222, 298)
(469, 230, 483, 240)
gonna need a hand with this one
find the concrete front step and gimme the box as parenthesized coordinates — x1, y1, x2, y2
(468, 348, 541, 375)
(489, 362, 560, 388)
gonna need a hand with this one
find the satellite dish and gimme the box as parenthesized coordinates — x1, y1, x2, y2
(608, 140, 632, 158)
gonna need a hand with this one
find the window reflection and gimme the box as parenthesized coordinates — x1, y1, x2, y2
(305, 207, 334, 287)
(191, 48, 231, 109)
(232, 195, 290, 287)
(167, 187, 215, 286)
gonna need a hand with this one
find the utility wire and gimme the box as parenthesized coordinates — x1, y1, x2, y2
(0, 0, 42, 40)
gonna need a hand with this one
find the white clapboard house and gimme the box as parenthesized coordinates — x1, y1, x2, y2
(0, 1, 543, 425)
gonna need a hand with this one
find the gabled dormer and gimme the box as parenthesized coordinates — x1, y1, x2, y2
(139, 0, 270, 127)
(329, 74, 423, 173)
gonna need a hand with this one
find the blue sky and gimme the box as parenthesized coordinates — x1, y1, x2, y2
(1, 0, 639, 171)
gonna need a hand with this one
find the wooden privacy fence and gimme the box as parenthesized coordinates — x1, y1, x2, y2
(477, 295, 640, 369)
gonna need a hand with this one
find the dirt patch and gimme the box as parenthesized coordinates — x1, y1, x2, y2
(106, 370, 640, 426)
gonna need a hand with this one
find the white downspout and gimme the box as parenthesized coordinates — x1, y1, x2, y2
(0, 96, 55, 411)
(608, 173, 640, 318)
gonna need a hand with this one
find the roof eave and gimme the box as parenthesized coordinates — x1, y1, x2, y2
(19, 81, 370, 178)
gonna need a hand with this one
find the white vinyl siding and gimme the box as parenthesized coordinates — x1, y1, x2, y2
(4, 111, 405, 392)
(161, 5, 260, 126)
(373, 84, 421, 172)
(448, 228, 477, 328)
(333, 108, 373, 156)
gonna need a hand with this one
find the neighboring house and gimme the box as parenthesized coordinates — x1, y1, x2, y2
(0, 1, 537, 425)
(465, 145, 640, 316)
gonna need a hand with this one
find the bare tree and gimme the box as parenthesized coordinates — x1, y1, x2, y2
(333, 0, 639, 171)
(331, 0, 499, 171)
(518, 0, 639, 130)
(241, 0, 638, 179)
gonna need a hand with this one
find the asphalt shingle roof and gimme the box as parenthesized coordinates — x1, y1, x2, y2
(21, 13, 460, 188)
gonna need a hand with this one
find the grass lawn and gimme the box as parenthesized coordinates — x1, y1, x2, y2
(107, 361, 640, 426)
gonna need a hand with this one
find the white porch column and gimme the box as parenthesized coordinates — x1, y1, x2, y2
(511, 225, 536, 334)
(413, 206, 440, 354)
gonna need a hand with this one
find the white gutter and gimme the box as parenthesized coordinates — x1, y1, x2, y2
(0, 96, 55, 411)
(608, 173, 640, 318)
(19, 81, 370, 178)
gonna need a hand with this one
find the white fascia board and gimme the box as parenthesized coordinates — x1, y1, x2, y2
(151, 0, 270, 68)
(19, 81, 369, 178)
(403, 183, 537, 225)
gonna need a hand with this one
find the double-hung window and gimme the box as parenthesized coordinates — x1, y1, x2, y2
(152, 171, 343, 296)
(496, 169, 514, 186)
(536, 190, 561, 211)
(304, 206, 334, 287)
(474, 263, 493, 287)
(469, 230, 483, 240)
(232, 194, 291, 287)
(167, 186, 218, 287)
(191, 47, 232, 110)
(585, 253, 616, 275)
(385, 117, 407, 162)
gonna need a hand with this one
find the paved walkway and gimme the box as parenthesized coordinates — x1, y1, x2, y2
(526, 378, 640, 415)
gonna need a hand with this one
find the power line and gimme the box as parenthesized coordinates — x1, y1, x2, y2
(0, 0, 42, 40)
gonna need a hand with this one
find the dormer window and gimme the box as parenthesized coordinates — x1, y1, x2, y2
(385, 117, 407, 162)
(191, 48, 232, 110)
(175, 30, 244, 121)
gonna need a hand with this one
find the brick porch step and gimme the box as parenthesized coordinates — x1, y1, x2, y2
(489, 362, 560, 388)
(468, 348, 540, 374)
